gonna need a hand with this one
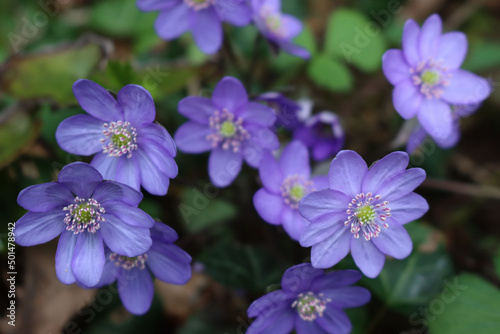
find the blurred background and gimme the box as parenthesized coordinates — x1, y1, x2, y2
(1, 0, 500, 333)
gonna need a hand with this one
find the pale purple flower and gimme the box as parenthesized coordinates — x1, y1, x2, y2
(382, 14, 491, 144)
(137, 0, 252, 54)
(96, 222, 192, 315)
(15, 162, 154, 287)
(253, 141, 328, 241)
(174, 76, 279, 187)
(299, 151, 428, 278)
(251, 0, 310, 59)
(247, 263, 370, 334)
(56, 79, 177, 196)
(255, 92, 302, 129)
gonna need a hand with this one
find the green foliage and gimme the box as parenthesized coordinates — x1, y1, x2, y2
(494, 248, 500, 279)
(308, 54, 353, 92)
(463, 41, 500, 72)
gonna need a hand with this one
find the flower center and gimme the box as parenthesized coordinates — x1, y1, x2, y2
(184, 0, 214, 10)
(281, 175, 314, 209)
(63, 197, 105, 234)
(110, 253, 148, 270)
(260, 6, 287, 38)
(101, 121, 137, 158)
(344, 193, 391, 241)
(206, 108, 250, 152)
(292, 292, 330, 322)
(410, 59, 451, 99)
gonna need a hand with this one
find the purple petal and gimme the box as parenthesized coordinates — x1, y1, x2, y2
(17, 183, 73, 212)
(247, 290, 294, 318)
(215, 0, 251, 26)
(246, 303, 295, 334)
(135, 149, 171, 196)
(92, 181, 143, 206)
(137, 0, 178, 11)
(362, 151, 409, 195)
(402, 19, 420, 66)
(58, 162, 103, 198)
(281, 263, 322, 293)
(390, 193, 429, 224)
(212, 77, 248, 112)
(295, 317, 328, 334)
(393, 80, 423, 120)
(55, 231, 77, 284)
(242, 142, 265, 168)
(71, 232, 105, 287)
(91, 153, 120, 182)
(72, 79, 123, 121)
(299, 189, 350, 222)
(406, 124, 427, 154)
(104, 202, 154, 228)
(418, 14, 442, 60)
(15, 210, 66, 246)
(282, 208, 308, 241)
(154, 2, 191, 40)
(280, 141, 310, 177)
(138, 139, 178, 178)
(372, 220, 413, 259)
(322, 286, 371, 308)
(96, 253, 120, 286)
(238, 102, 276, 127)
(192, 7, 223, 54)
(178, 96, 216, 124)
(114, 157, 140, 191)
(246, 126, 280, 151)
(147, 243, 192, 285)
(317, 308, 352, 334)
(382, 49, 411, 85)
(300, 212, 346, 247)
(311, 175, 329, 191)
(434, 121, 460, 148)
(139, 123, 176, 157)
(417, 98, 453, 141)
(100, 214, 152, 257)
(258, 150, 283, 194)
(253, 189, 285, 225)
(379, 168, 426, 202)
(278, 40, 311, 59)
(117, 267, 154, 315)
(328, 150, 367, 198)
(151, 221, 178, 243)
(310, 270, 362, 291)
(117, 84, 156, 126)
(208, 148, 243, 187)
(310, 226, 351, 268)
(436, 32, 467, 70)
(281, 14, 303, 39)
(442, 70, 492, 105)
(174, 121, 213, 153)
(350, 238, 385, 278)
(56, 115, 104, 155)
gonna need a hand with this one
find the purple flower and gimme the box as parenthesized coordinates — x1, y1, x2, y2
(382, 14, 491, 143)
(15, 162, 154, 287)
(137, 0, 252, 54)
(255, 92, 302, 129)
(56, 79, 178, 196)
(247, 263, 370, 334)
(299, 151, 428, 278)
(251, 0, 310, 59)
(253, 141, 328, 241)
(174, 76, 279, 187)
(293, 111, 345, 162)
(96, 222, 192, 315)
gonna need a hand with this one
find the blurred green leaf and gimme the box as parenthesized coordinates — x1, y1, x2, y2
(325, 8, 386, 72)
(308, 54, 353, 92)
(428, 273, 500, 334)
(462, 41, 500, 72)
(272, 25, 316, 71)
(494, 248, 500, 279)
(345, 306, 369, 334)
(39, 105, 82, 146)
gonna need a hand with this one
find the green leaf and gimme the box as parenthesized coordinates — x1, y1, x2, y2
(307, 54, 353, 92)
(428, 274, 500, 334)
(494, 248, 500, 279)
(462, 41, 500, 72)
(272, 25, 317, 71)
(39, 105, 82, 146)
(325, 8, 386, 72)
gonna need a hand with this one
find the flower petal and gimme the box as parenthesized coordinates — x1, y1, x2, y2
(436, 32, 467, 70)
(417, 98, 453, 141)
(406, 124, 427, 154)
(154, 2, 191, 40)
(138, 139, 178, 179)
(208, 148, 243, 187)
(393, 80, 423, 120)
(215, 0, 251, 26)
(390, 193, 429, 224)
(311, 175, 329, 191)
(300, 212, 346, 247)
(258, 150, 283, 194)
(96, 253, 120, 287)
(147, 243, 192, 285)
(281, 263, 323, 293)
(372, 220, 413, 259)
(212, 77, 248, 112)
(178, 96, 216, 124)
(296, 317, 328, 334)
(91, 153, 121, 182)
(15, 210, 66, 246)
(378, 168, 426, 202)
(253, 189, 285, 225)
(310, 226, 351, 268)
(73, 79, 122, 121)
(299, 189, 350, 222)
(58, 162, 103, 198)
(321, 286, 371, 308)
(317, 308, 352, 334)
(114, 156, 140, 191)
(382, 49, 411, 85)
(55, 231, 78, 284)
(136, 0, 178, 11)
(92, 181, 143, 206)
(71, 231, 105, 287)
(174, 121, 213, 153)
(139, 123, 176, 157)
(418, 14, 442, 60)
(402, 19, 420, 66)
(434, 121, 460, 148)
(282, 208, 308, 241)
(247, 290, 294, 318)
(151, 221, 178, 243)
(281, 14, 303, 39)
(278, 40, 311, 59)
(246, 303, 295, 334)
(362, 151, 409, 195)
(350, 238, 385, 278)
(310, 269, 362, 291)
(117, 267, 154, 315)
(192, 7, 223, 54)
(56, 115, 104, 155)
(328, 150, 367, 198)
(104, 201, 154, 228)
(135, 149, 171, 196)
(101, 214, 152, 257)
(442, 70, 492, 105)
(117, 84, 156, 126)
(280, 141, 310, 177)
(238, 102, 276, 127)
(17, 183, 73, 212)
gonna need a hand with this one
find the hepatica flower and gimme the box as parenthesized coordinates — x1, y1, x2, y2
(382, 14, 491, 143)
(97, 222, 192, 315)
(15, 162, 154, 287)
(247, 263, 370, 334)
(254, 141, 328, 241)
(174, 76, 279, 187)
(255, 92, 302, 130)
(56, 79, 178, 196)
(251, 0, 310, 59)
(299, 151, 428, 278)
(137, 0, 251, 54)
